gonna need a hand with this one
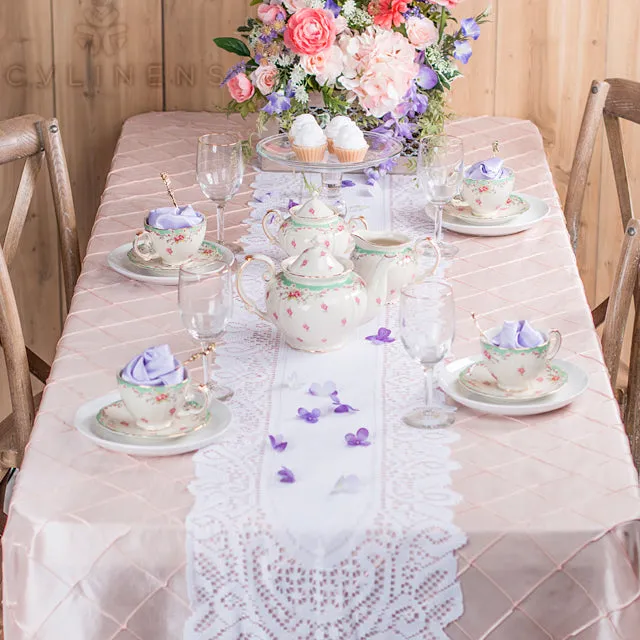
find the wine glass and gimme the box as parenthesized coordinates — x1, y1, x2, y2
(399, 280, 456, 429)
(178, 261, 234, 401)
(196, 132, 245, 253)
(417, 135, 464, 260)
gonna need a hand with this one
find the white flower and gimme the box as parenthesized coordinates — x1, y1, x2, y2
(290, 64, 307, 87)
(343, 0, 357, 17)
(294, 84, 309, 104)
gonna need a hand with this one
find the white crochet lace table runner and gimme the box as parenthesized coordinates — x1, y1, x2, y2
(185, 172, 467, 639)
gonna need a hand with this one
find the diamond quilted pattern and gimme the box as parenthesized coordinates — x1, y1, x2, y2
(2, 112, 638, 639)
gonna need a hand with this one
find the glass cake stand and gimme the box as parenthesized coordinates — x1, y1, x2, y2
(256, 132, 404, 216)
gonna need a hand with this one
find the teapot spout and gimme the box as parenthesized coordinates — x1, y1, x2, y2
(361, 258, 392, 324)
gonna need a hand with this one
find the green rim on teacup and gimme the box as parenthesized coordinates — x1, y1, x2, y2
(480, 331, 550, 355)
(463, 166, 514, 186)
(143, 217, 205, 235)
(116, 369, 189, 391)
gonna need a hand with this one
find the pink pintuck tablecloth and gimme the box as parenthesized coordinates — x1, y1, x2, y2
(3, 112, 640, 639)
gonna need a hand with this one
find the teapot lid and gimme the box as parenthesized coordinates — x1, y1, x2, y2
(285, 242, 345, 277)
(293, 194, 335, 220)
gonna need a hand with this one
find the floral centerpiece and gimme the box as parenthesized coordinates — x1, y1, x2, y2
(216, 0, 489, 172)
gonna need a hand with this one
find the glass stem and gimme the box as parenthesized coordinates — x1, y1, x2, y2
(201, 343, 212, 386)
(424, 365, 435, 411)
(215, 202, 226, 244)
(434, 204, 444, 244)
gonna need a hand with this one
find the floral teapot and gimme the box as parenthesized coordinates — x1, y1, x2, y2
(352, 231, 441, 303)
(262, 194, 367, 259)
(237, 241, 391, 352)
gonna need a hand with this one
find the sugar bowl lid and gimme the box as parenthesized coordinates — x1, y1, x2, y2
(284, 242, 346, 277)
(293, 194, 336, 220)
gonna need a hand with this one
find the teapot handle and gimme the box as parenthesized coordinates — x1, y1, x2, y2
(414, 237, 442, 279)
(237, 254, 275, 323)
(347, 215, 368, 232)
(262, 209, 283, 245)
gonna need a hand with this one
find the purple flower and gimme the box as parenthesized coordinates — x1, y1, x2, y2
(277, 466, 295, 483)
(331, 392, 358, 414)
(461, 17, 481, 41)
(416, 66, 438, 91)
(366, 327, 395, 345)
(298, 407, 321, 423)
(454, 41, 473, 64)
(342, 179, 356, 188)
(221, 61, 246, 87)
(309, 381, 337, 397)
(287, 199, 299, 209)
(262, 92, 291, 116)
(345, 428, 371, 447)
(325, 0, 341, 18)
(378, 157, 398, 174)
(331, 474, 360, 494)
(365, 167, 381, 185)
(268, 434, 288, 452)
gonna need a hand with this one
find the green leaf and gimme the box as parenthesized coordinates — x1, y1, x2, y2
(250, 0, 262, 4)
(213, 37, 251, 57)
(237, 26, 251, 33)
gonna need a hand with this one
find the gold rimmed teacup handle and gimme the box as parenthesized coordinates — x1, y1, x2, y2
(546, 329, 562, 360)
(236, 254, 275, 322)
(262, 209, 283, 244)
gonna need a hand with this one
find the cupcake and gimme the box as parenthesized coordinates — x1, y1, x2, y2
(289, 114, 318, 142)
(291, 123, 328, 162)
(332, 124, 368, 163)
(325, 115, 354, 154)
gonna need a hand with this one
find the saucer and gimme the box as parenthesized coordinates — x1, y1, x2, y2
(96, 399, 209, 440)
(74, 391, 232, 456)
(458, 361, 568, 402)
(108, 240, 234, 285)
(127, 240, 229, 273)
(440, 356, 588, 417)
(445, 194, 529, 225)
(442, 194, 550, 237)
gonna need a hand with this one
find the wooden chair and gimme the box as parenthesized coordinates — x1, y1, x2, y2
(565, 78, 640, 326)
(0, 114, 81, 383)
(599, 218, 640, 468)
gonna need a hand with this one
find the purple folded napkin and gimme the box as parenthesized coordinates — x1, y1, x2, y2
(120, 345, 186, 386)
(492, 321, 545, 349)
(147, 205, 203, 230)
(466, 157, 507, 180)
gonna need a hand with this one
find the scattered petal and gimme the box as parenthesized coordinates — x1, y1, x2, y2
(268, 434, 288, 452)
(284, 372, 305, 389)
(331, 392, 359, 414)
(277, 466, 295, 483)
(366, 327, 395, 345)
(309, 381, 337, 397)
(298, 407, 321, 423)
(341, 179, 356, 188)
(345, 428, 371, 447)
(287, 199, 299, 210)
(331, 474, 361, 494)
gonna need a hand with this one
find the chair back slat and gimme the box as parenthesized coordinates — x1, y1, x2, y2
(0, 245, 34, 466)
(601, 219, 640, 389)
(603, 113, 635, 229)
(605, 78, 640, 126)
(625, 279, 640, 467)
(3, 153, 44, 266)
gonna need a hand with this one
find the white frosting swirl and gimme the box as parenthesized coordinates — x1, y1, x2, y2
(292, 123, 327, 147)
(334, 124, 367, 150)
(289, 114, 318, 139)
(325, 115, 354, 140)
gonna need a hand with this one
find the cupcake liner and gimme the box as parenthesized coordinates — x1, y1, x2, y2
(334, 145, 368, 163)
(291, 143, 328, 163)
(327, 139, 336, 154)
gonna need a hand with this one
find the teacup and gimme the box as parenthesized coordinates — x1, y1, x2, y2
(352, 231, 440, 302)
(461, 167, 515, 217)
(480, 326, 562, 391)
(132, 217, 206, 266)
(117, 370, 207, 431)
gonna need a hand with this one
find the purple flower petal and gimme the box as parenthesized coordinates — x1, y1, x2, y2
(287, 199, 299, 210)
(268, 434, 288, 452)
(454, 40, 473, 64)
(298, 407, 321, 423)
(341, 179, 356, 188)
(277, 466, 295, 483)
(309, 381, 337, 397)
(356, 427, 369, 441)
(461, 17, 481, 40)
(416, 66, 438, 91)
(366, 327, 395, 344)
(345, 428, 371, 447)
(345, 433, 359, 446)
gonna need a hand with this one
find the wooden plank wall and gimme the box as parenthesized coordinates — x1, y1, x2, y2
(0, 0, 639, 419)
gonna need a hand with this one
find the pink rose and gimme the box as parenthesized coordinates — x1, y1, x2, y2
(227, 72, 255, 103)
(257, 3, 285, 24)
(251, 63, 278, 95)
(405, 17, 439, 49)
(284, 8, 337, 56)
(430, 0, 463, 8)
(300, 46, 344, 86)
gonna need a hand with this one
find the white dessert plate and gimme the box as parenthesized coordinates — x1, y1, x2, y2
(74, 391, 231, 456)
(458, 361, 568, 402)
(444, 194, 530, 225)
(442, 193, 549, 237)
(107, 240, 234, 285)
(440, 356, 588, 416)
